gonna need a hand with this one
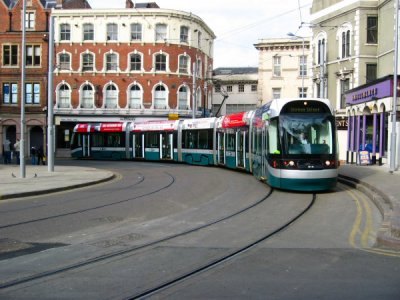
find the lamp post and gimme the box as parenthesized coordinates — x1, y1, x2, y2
(20, 0, 26, 178)
(389, 0, 399, 173)
(47, 16, 55, 172)
(287, 32, 305, 97)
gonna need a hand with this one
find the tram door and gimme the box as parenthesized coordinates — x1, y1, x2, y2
(261, 126, 268, 178)
(218, 132, 225, 164)
(237, 131, 245, 168)
(132, 133, 144, 158)
(161, 132, 173, 159)
(82, 134, 91, 157)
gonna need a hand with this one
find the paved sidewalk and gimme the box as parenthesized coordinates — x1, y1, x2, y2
(0, 164, 114, 200)
(338, 163, 400, 250)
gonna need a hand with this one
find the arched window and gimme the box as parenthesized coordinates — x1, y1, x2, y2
(106, 53, 118, 71)
(178, 86, 188, 109)
(129, 84, 142, 109)
(154, 85, 167, 109)
(81, 84, 94, 108)
(105, 84, 118, 108)
(58, 53, 70, 70)
(178, 55, 189, 74)
(196, 58, 202, 78)
(58, 84, 70, 108)
(196, 87, 202, 110)
(82, 53, 94, 72)
(337, 24, 352, 59)
(180, 26, 189, 43)
(130, 53, 142, 71)
(155, 53, 166, 71)
(317, 37, 326, 65)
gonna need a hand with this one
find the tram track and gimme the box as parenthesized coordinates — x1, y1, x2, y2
(128, 193, 316, 299)
(0, 187, 274, 291)
(0, 171, 175, 230)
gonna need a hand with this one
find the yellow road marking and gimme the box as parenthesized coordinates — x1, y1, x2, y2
(339, 184, 400, 257)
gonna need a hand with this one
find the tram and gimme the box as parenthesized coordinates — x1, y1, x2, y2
(252, 98, 338, 191)
(70, 98, 338, 191)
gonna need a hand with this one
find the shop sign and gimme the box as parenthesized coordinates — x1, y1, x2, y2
(346, 78, 392, 105)
(336, 116, 348, 130)
(359, 150, 371, 165)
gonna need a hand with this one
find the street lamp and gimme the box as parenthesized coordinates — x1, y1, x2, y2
(389, 0, 399, 173)
(20, 0, 27, 178)
(287, 32, 305, 97)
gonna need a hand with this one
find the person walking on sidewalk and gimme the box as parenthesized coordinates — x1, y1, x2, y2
(14, 139, 20, 164)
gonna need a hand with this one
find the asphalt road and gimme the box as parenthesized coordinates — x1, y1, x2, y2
(0, 160, 398, 299)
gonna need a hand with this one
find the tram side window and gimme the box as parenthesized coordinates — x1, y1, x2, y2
(92, 133, 105, 147)
(106, 133, 125, 147)
(268, 119, 280, 154)
(255, 129, 262, 155)
(145, 132, 159, 148)
(226, 132, 235, 151)
(183, 129, 212, 149)
(183, 130, 196, 148)
(70, 133, 81, 148)
(199, 129, 212, 149)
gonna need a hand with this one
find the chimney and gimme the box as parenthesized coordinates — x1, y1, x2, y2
(56, 0, 63, 8)
(126, 0, 133, 8)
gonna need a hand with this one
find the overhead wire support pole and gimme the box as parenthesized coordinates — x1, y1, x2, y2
(47, 15, 55, 172)
(287, 32, 305, 97)
(192, 61, 197, 119)
(20, 0, 26, 178)
(390, 0, 399, 173)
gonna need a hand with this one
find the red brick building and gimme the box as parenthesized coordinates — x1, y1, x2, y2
(0, 0, 90, 159)
(52, 2, 215, 154)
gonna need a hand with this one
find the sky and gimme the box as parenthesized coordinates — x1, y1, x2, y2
(88, 0, 313, 68)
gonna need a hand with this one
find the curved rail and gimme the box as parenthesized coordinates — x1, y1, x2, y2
(129, 193, 316, 299)
(0, 187, 274, 290)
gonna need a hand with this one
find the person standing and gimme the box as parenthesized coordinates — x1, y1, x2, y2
(14, 139, 20, 164)
(37, 146, 44, 165)
(3, 139, 11, 164)
(30, 146, 37, 165)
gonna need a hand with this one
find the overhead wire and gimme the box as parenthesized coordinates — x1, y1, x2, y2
(215, 1, 312, 42)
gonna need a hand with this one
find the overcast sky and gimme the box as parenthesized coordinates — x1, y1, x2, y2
(88, 0, 313, 68)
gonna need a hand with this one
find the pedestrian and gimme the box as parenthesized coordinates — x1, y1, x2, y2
(37, 146, 44, 165)
(14, 139, 20, 164)
(3, 139, 11, 164)
(30, 146, 37, 165)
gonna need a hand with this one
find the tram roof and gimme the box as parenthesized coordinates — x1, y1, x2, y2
(74, 122, 127, 132)
(260, 98, 333, 118)
(180, 117, 216, 129)
(131, 120, 179, 132)
(221, 111, 254, 128)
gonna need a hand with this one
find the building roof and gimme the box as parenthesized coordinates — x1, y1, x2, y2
(135, 2, 159, 8)
(57, 0, 91, 9)
(213, 67, 258, 84)
(2, 0, 90, 9)
(213, 67, 258, 76)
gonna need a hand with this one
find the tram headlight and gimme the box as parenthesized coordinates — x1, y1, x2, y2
(324, 160, 337, 168)
(283, 160, 296, 168)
